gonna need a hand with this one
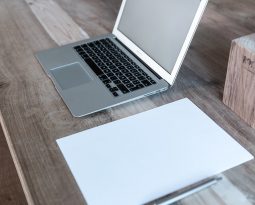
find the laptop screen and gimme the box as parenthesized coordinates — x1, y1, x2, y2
(118, 0, 201, 74)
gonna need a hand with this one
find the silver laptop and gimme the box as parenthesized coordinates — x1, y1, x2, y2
(36, 0, 208, 117)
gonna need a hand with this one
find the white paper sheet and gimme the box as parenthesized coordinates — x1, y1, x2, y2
(57, 98, 253, 205)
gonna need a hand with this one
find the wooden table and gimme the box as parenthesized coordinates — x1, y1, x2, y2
(1, 0, 255, 204)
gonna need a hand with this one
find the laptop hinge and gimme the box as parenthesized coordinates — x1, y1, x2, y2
(114, 38, 162, 80)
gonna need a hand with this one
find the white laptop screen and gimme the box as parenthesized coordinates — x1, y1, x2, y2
(118, 0, 201, 74)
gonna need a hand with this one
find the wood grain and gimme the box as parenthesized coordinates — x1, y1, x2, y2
(25, 0, 89, 46)
(0, 126, 27, 205)
(223, 34, 255, 128)
(0, 0, 255, 204)
(0, 111, 33, 205)
(54, 0, 121, 37)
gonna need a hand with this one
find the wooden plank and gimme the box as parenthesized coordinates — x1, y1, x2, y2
(25, 0, 89, 46)
(0, 0, 254, 204)
(0, 124, 27, 205)
(54, 0, 122, 36)
(0, 0, 86, 204)
(0, 112, 32, 205)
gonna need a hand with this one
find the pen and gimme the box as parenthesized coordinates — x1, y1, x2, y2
(145, 176, 222, 205)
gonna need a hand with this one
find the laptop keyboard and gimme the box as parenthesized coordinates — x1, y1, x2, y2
(74, 38, 156, 97)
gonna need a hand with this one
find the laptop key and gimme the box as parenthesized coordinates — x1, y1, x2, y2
(121, 69, 129, 74)
(137, 76, 146, 81)
(106, 84, 111, 88)
(105, 62, 112, 66)
(112, 59, 119, 63)
(104, 69, 111, 73)
(128, 76, 136, 81)
(83, 47, 90, 52)
(115, 72, 123, 77)
(119, 76, 127, 81)
(101, 66, 108, 70)
(74, 46, 82, 51)
(141, 80, 152, 87)
(134, 72, 142, 77)
(126, 83, 134, 88)
(117, 84, 129, 94)
(113, 80, 121, 85)
(125, 73, 132, 77)
(110, 76, 118, 81)
(99, 75, 108, 80)
(123, 79, 130, 84)
(137, 84, 144, 88)
(88, 42, 95, 47)
(112, 92, 119, 97)
(110, 87, 119, 92)
(133, 80, 140, 85)
(112, 69, 119, 73)
(97, 62, 104, 67)
(78, 50, 86, 55)
(109, 65, 116, 70)
(95, 59, 102, 64)
(130, 87, 140, 91)
(130, 69, 137, 73)
(103, 79, 111, 84)
(130, 84, 144, 91)
(107, 73, 114, 77)
(84, 58, 103, 76)
(81, 54, 89, 59)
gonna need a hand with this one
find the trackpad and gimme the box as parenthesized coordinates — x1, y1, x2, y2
(50, 63, 92, 90)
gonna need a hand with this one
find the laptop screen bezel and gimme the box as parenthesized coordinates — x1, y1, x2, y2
(112, 0, 208, 85)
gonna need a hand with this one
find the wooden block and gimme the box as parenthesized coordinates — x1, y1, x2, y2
(223, 34, 255, 128)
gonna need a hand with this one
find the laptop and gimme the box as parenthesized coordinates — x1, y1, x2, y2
(36, 0, 208, 117)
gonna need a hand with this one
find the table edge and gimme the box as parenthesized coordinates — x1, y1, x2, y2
(0, 110, 34, 205)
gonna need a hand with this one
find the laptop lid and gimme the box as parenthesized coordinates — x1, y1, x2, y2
(113, 0, 208, 85)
